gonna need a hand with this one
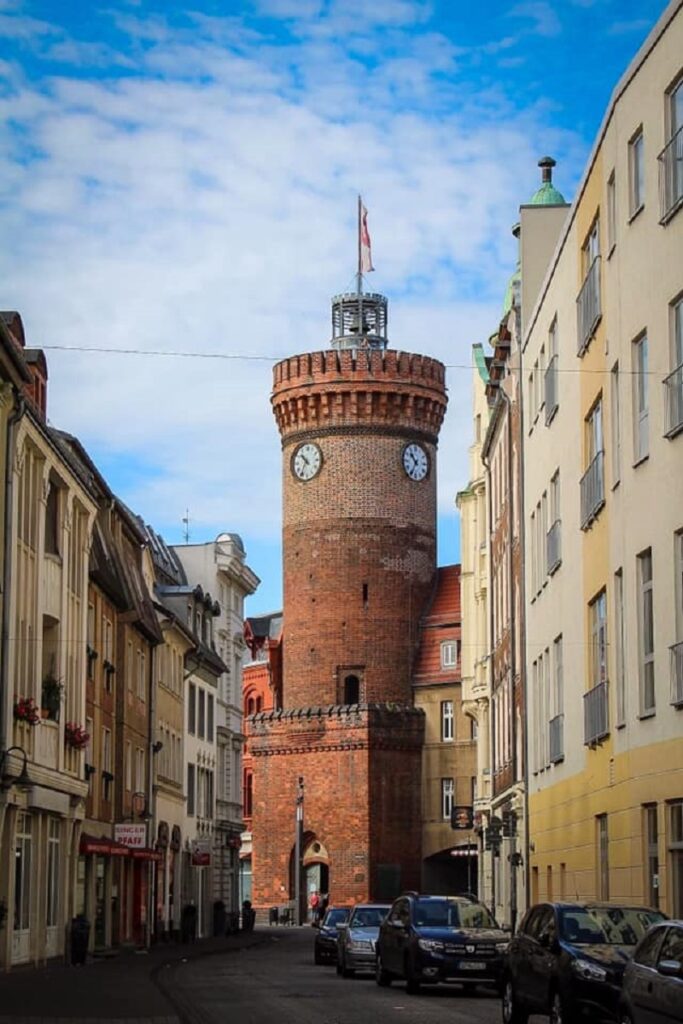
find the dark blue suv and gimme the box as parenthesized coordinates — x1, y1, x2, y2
(502, 902, 666, 1024)
(375, 893, 509, 995)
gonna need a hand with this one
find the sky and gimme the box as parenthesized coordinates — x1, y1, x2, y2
(0, 0, 668, 614)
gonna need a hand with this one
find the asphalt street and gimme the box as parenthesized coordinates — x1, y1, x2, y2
(161, 927, 547, 1024)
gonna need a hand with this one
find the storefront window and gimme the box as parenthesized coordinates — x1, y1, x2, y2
(14, 813, 32, 932)
(46, 818, 60, 928)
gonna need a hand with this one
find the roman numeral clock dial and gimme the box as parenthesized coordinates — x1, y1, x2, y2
(402, 442, 429, 481)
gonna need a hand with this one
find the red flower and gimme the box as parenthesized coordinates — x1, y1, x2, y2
(13, 697, 40, 726)
(65, 722, 89, 750)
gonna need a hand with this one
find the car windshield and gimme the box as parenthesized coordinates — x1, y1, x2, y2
(559, 907, 666, 945)
(350, 907, 388, 928)
(413, 900, 496, 929)
(323, 908, 349, 927)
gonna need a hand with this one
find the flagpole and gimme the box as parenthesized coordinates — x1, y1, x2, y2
(357, 194, 362, 296)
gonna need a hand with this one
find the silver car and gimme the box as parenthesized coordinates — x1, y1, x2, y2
(337, 904, 391, 977)
(620, 919, 683, 1023)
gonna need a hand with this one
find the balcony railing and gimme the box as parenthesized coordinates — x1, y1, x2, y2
(546, 518, 562, 575)
(549, 714, 564, 763)
(658, 125, 683, 224)
(545, 354, 559, 424)
(576, 256, 601, 355)
(664, 364, 683, 438)
(671, 641, 683, 707)
(584, 680, 609, 746)
(580, 449, 605, 529)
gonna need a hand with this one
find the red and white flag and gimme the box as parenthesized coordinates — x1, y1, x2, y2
(360, 200, 374, 273)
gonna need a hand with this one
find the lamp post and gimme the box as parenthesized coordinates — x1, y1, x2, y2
(0, 746, 31, 790)
(294, 777, 304, 926)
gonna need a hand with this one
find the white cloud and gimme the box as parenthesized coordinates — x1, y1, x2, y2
(0, 3, 582, 565)
(508, 2, 562, 37)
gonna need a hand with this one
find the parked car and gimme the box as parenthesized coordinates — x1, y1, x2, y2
(336, 903, 391, 977)
(313, 906, 351, 965)
(620, 919, 683, 1023)
(502, 902, 667, 1024)
(375, 892, 509, 994)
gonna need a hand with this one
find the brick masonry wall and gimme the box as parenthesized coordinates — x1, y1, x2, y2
(249, 704, 425, 907)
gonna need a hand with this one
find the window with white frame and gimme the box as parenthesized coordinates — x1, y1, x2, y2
(125, 740, 132, 791)
(582, 216, 600, 276)
(207, 694, 214, 743)
(188, 682, 196, 734)
(590, 590, 608, 690)
(607, 171, 616, 253)
(135, 747, 145, 792)
(441, 700, 454, 742)
(46, 818, 60, 928)
(101, 727, 112, 802)
(441, 778, 454, 820)
(637, 548, 655, 715)
(198, 688, 206, 739)
(633, 334, 649, 462)
(103, 616, 113, 663)
(441, 641, 457, 669)
(136, 648, 146, 701)
(629, 128, 645, 215)
(676, 530, 683, 643)
(552, 636, 563, 723)
(187, 763, 196, 816)
(614, 569, 626, 726)
(611, 363, 621, 486)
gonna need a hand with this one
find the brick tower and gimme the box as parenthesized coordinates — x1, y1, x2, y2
(250, 285, 447, 912)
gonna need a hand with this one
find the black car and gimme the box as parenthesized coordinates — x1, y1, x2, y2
(313, 906, 351, 965)
(502, 902, 666, 1024)
(620, 919, 683, 1023)
(375, 892, 509, 994)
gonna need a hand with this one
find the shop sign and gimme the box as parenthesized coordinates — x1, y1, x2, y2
(450, 805, 474, 831)
(114, 823, 147, 848)
(191, 839, 211, 866)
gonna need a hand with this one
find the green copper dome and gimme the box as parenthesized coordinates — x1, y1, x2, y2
(529, 180, 566, 205)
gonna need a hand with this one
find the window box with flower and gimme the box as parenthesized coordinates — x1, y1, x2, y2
(13, 697, 40, 725)
(41, 673, 64, 722)
(64, 722, 89, 751)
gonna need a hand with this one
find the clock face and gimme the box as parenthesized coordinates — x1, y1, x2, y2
(402, 442, 429, 481)
(292, 443, 322, 481)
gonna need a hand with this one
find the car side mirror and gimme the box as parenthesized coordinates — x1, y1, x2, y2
(657, 959, 683, 977)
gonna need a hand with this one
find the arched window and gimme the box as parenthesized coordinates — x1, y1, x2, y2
(256, 696, 263, 712)
(344, 675, 360, 704)
(247, 696, 255, 715)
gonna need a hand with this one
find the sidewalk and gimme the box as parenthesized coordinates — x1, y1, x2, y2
(0, 927, 272, 1023)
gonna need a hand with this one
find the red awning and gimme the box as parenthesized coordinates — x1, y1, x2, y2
(129, 847, 162, 862)
(79, 833, 138, 857)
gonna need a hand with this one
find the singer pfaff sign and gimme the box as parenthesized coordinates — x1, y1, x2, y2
(114, 824, 147, 848)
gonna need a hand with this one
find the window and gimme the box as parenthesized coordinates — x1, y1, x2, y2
(188, 683, 196, 734)
(669, 800, 683, 918)
(547, 471, 561, 574)
(441, 778, 454, 820)
(198, 688, 206, 739)
(633, 334, 649, 462)
(550, 635, 563, 763)
(207, 694, 214, 743)
(581, 399, 605, 528)
(590, 590, 608, 689)
(244, 770, 253, 817)
(101, 727, 112, 802)
(103, 617, 113, 664)
(14, 812, 32, 935)
(629, 128, 645, 216)
(441, 641, 457, 668)
(44, 483, 60, 556)
(135, 747, 144, 792)
(125, 740, 132, 791)
(666, 295, 683, 437)
(545, 318, 559, 422)
(441, 700, 454, 742)
(343, 674, 360, 703)
(614, 569, 626, 726)
(597, 814, 609, 899)
(659, 925, 683, 963)
(578, 217, 601, 353)
(637, 548, 655, 715)
(607, 171, 616, 253)
(610, 363, 621, 486)
(660, 75, 683, 220)
(645, 805, 660, 909)
(46, 818, 60, 928)
(137, 648, 146, 701)
(187, 763, 196, 817)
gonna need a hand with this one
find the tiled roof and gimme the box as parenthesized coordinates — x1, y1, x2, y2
(424, 565, 461, 622)
(414, 565, 461, 682)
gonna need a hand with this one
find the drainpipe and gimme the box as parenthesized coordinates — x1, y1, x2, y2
(146, 637, 158, 949)
(1, 391, 26, 752)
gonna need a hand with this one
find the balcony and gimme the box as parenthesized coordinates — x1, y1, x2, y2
(549, 713, 564, 763)
(671, 641, 683, 707)
(658, 125, 683, 224)
(580, 450, 605, 529)
(664, 364, 683, 438)
(545, 354, 559, 424)
(546, 518, 562, 575)
(576, 256, 601, 355)
(584, 680, 609, 746)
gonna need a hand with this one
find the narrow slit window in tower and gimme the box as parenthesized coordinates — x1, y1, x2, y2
(344, 675, 360, 704)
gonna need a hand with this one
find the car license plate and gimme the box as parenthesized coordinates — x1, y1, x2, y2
(459, 961, 486, 970)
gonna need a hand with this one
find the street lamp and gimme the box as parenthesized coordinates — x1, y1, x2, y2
(0, 746, 31, 791)
(294, 777, 304, 926)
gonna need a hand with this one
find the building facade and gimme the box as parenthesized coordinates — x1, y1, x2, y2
(523, 1, 683, 914)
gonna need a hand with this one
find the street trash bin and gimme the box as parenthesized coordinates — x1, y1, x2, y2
(269, 906, 279, 925)
(71, 914, 90, 965)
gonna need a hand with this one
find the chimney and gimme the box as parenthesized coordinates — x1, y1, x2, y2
(23, 349, 48, 420)
(538, 155, 557, 184)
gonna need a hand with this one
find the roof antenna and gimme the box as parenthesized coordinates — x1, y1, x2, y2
(182, 509, 191, 544)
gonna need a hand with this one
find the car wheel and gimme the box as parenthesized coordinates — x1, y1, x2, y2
(375, 952, 392, 987)
(501, 978, 529, 1024)
(549, 990, 578, 1024)
(405, 956, 421, 995)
